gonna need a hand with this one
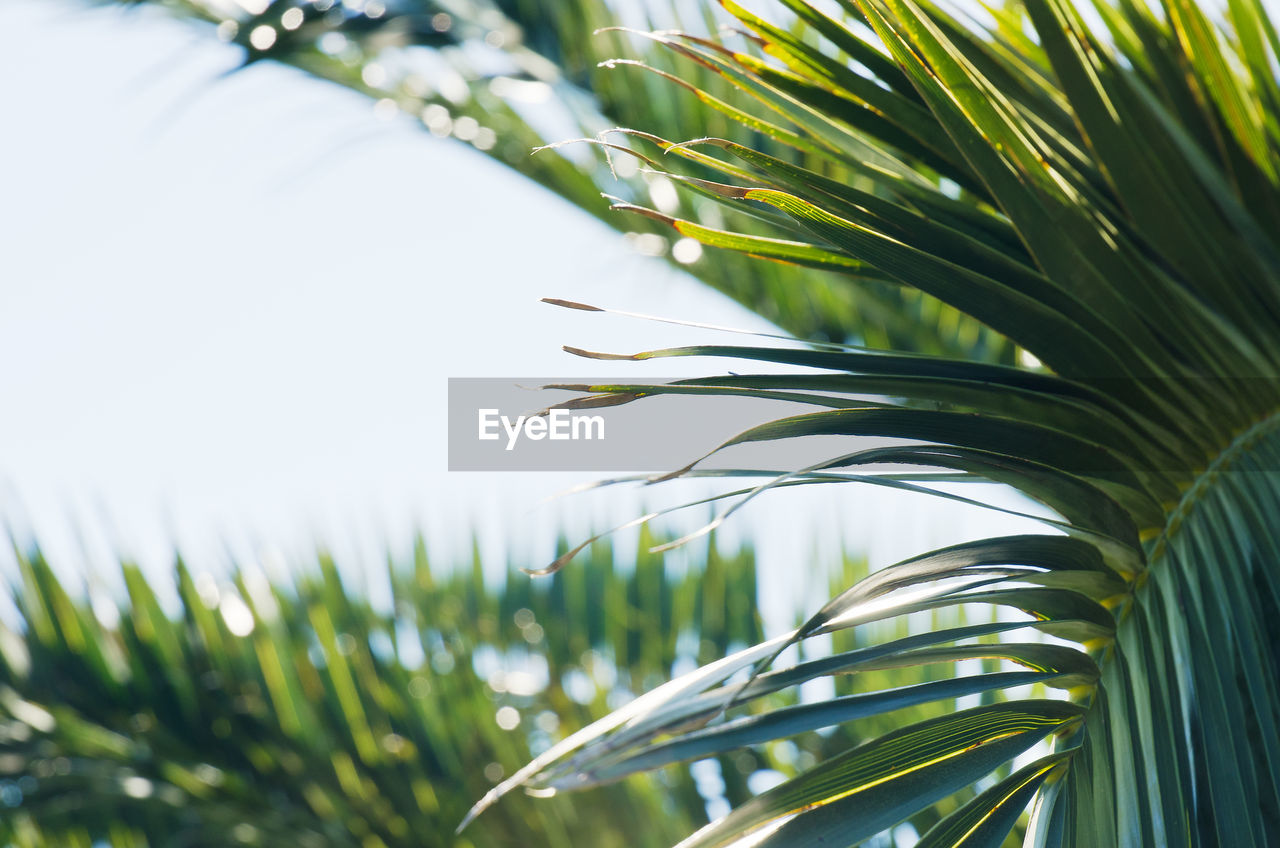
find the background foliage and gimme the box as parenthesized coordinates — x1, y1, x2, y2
(0, 533, 764, 846)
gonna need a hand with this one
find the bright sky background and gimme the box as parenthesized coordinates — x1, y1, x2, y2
(0, 0, 1044, 629)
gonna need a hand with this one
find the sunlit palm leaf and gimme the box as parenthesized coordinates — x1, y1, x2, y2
(469, 0, 1280, 846)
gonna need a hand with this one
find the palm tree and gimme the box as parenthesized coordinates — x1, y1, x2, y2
(32, 0, 1280, 845)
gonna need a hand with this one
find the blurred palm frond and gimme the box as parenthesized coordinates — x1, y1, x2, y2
(95, 0, 1015, 360)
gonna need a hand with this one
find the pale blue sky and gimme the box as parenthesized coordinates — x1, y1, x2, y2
(0, 0, 1043, 629)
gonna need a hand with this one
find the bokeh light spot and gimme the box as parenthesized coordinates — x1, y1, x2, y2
(249, 25, 277, 51)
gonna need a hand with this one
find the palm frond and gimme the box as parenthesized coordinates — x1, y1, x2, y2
(467, 0, 1280, 845)
(0, 531, 794, 847)
(99, 0, 1016, 359)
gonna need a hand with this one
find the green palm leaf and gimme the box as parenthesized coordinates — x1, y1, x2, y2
(462, 0, 1280, 846)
